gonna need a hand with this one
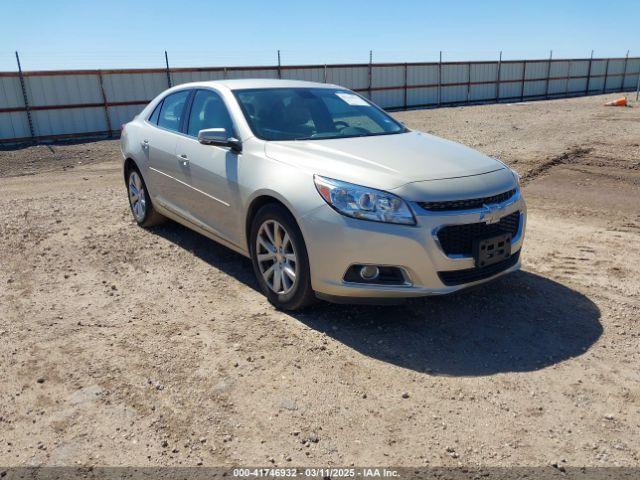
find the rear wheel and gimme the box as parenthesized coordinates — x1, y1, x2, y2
(250, 204, 316, 310)
(126, 167, 165, 227)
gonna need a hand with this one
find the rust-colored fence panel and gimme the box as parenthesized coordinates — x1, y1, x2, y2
(1, 55, 638, 144)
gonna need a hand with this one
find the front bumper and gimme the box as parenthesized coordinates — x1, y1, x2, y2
(299, 190, 526, 300)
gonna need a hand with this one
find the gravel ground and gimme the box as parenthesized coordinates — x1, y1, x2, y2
(0, 93, 639, 468)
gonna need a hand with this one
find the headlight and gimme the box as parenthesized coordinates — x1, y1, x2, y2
(314, 175, 416, 225)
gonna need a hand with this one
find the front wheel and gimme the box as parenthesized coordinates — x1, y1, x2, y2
(250, 204, 316, 310)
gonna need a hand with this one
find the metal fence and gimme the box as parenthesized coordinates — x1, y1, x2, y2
(1, 54, 639, 145)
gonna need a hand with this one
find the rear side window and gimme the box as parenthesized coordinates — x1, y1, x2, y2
(158, 90, 190, 132)
(148, 100, 163, 124)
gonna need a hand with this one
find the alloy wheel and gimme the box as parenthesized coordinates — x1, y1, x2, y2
(256, 220, 298, 295)
(128, 171, 146, 222)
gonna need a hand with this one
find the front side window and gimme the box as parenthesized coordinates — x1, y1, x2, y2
(157, 90, 190, 132)
(233, 88, 406, 141)
(187, 89, 235, 137)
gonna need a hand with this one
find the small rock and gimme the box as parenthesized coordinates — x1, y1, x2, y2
(161, 440, 168, 448)
(36, 378, 45, 384)
(196, 459, 203, 466)
(604, 414, 615, 421)
(402, 392, 410, 399)
(308, 433, 319, 443)
(280, 398, 298, 411)
(199, 437, 207, 443)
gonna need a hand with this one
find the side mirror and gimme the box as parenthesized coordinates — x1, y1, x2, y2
(198, 128, 242, 153)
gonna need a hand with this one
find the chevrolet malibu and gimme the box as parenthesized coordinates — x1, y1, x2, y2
(120, 79, 526, 310)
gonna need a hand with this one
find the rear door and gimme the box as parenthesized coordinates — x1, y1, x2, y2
(145, 89, 191, 212)
(174, 88, 242, 245)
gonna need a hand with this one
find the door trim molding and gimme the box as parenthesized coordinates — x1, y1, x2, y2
(149, 166, 230, 207)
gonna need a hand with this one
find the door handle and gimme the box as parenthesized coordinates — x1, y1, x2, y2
(178, 154, 189, 167)
(141, 139, 149, 149)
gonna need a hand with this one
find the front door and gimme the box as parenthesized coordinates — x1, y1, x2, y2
(174, 89, 242, 245)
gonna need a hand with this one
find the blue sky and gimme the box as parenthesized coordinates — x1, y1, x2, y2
(2, 0, 638, 71)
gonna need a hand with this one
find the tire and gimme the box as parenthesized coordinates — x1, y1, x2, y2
(126, 167, 165, 228)
(250, 203, 316, 310)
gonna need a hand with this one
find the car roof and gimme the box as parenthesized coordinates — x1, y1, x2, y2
(175, 78, 342, 91)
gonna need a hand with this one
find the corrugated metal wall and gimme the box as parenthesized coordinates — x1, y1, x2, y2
(1, 56, 639, 144)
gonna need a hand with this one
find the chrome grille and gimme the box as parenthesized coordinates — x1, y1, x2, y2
(418, 188, 516, 212)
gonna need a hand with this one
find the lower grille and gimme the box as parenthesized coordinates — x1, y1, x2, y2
(438, 251, 520, 286)
(437, 211, 520, 257)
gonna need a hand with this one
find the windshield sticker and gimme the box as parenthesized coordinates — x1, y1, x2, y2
(335, 92, 369, 106)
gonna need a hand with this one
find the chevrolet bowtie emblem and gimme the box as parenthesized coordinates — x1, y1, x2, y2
(480, 203, 502, 224)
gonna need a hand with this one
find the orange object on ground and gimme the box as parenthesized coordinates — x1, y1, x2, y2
(604, 97, 627, 106)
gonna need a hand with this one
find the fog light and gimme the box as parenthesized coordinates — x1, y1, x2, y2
(360, 265, 380, 280)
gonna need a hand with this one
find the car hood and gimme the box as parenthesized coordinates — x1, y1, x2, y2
(264, 131, 505, 190)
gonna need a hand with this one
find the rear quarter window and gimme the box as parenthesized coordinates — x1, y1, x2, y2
(148, 100, 163, 125)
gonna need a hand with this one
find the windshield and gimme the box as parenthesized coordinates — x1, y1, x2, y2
(233, 88, 407, 141)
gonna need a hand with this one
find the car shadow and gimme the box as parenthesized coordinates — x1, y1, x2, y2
(150, 221, 602, 377)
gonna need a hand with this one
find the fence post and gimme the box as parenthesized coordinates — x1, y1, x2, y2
(367, 50, 373, 99)
(277, 50, 282, 79)
(565, 60, 572, 96)
(97, 71, 113, 137)
(438, 51, 442, 106)
(495, 51, 502, 102)
(520, 60, 527, 102)
(602, 57, 610, 94)
(585, 50, 593, 95)
(164, 51, 172, 88)
(15, 51, 35, 142)
(636, 69, 640, 101)
(323, 64, 327, 83)
(403, 62, 408, 110)
(466, 61, 471, 104)
(621, 50, 629, 91)
(544, 50, 552, 99)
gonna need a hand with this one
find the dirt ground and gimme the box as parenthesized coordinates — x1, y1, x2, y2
(1, 93, 639, 468)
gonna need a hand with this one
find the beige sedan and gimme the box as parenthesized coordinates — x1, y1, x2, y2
(121, 79, 526, 310)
